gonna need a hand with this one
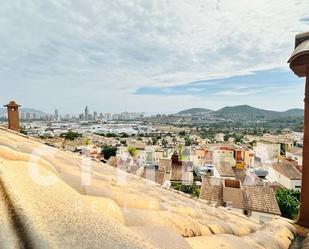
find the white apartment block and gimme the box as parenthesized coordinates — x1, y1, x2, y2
(254, 141, 280, 164)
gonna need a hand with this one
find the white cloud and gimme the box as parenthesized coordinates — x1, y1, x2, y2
(0, 0, 308, 112)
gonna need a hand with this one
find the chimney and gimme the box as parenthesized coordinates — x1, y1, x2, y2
(171, 152, 179, 164)
(4, 101, 21, 132)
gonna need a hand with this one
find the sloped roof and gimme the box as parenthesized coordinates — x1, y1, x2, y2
(289, 147, 302, 157)
(215, 162, 235, 177)
(171, 162, 193, 183)
(272, 162, 302, 180)
(243, 186, 281, 215)
(199, 177, 223, 206)
(200, 177, 280, 215)
(0, 127, 296, 249)
(142, 167, 166, 185)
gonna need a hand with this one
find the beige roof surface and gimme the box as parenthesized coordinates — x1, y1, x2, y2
(0, 127, 296, 249)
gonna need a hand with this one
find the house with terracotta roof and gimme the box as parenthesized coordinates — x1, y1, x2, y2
(286, 147, 303, 166)
(199, 177, 281, 223)
(170, 153, 193, 185)
(267, 162, 302, 191)
(212, 146, 235, 165)
(214, 162, 235, 179)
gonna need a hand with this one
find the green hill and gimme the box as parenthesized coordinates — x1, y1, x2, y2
(177, 105, 304, 120)
(177, 108, 213, 115)
(214, 105, 303, 120)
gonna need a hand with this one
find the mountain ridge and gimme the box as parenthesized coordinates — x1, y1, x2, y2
(176, 105, 304, 119)
(0, 108, 45, 116)
(177, 108, 213, 115)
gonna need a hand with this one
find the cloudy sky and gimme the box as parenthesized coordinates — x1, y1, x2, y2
(0, 0, 308, 114)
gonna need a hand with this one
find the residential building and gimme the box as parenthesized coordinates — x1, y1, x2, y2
(267, 162, 302, 191)
(170, 153, 193, 185)
(199, 177, 281, 223)
(254, 141, 280, 164)
(214, 162, 235, 179)
(213, 146, 235, 165)
(286, 147, 303, 166)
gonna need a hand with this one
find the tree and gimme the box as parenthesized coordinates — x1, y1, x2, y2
(179, 131, 186, 136)
(233, 133, 244, 143)
(276, 187, 300, 220)
(84, 138, 92, 145)
(127, 146, 137, 157)
(106, 133, 116, 137)
(171, 183, 200, 198)
(121, 133, 129, 138)
(20, 128, 28, 135)
(102, 145, 117, 160)
(161, 138, 168, 147)
(224, 134, 229, 141)
(184, 136, 192, 146)
(151, 137, 158, 145)
(60, 131, 81, 141)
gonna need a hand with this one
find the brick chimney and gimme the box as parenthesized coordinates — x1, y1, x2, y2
(4, 101, 21, 132)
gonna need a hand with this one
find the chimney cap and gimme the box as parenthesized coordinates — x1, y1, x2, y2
(288, 31, 309, 77)
(4, 100, 21, 108)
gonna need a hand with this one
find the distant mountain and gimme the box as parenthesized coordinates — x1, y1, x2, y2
(176, 105, 304, 120)
(0, 108, 46, 117)
(281, 108, 304, 117)
(177, 108, 213, 115)
(214, 105, 304, 120)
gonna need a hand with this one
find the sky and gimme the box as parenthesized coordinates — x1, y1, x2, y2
(0, 0, 309, 115)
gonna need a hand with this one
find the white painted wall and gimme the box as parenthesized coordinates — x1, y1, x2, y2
(267, 166, 301, 191)
(254, 142, 280, 164)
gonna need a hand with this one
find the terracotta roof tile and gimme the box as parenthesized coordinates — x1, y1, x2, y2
(272, 162, 302, 180)
(243, 186, 281, 215)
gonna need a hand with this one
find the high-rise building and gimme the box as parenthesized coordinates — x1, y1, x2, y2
(20, 112, 26, 120)
(85, 106, 89, 120)
(54, 109, 59, 120)
(93, 111, 98, 120)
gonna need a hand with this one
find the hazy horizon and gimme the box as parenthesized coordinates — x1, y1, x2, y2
(0, 103, 305, 116)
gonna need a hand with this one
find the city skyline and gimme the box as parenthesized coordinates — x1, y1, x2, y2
(1, 1, 309, 113)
